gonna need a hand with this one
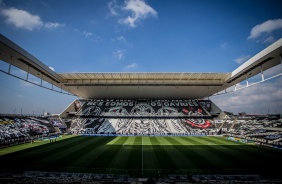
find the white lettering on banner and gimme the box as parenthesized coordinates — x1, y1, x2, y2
(83, 100, 206, 113)
(180, 102, 188, 106)
(129, 102, 134, 106)
(193, 100, 198, 106)
(163, 102, 169, 106)
(188, 101, 194, 106)
(116, 102, 123, 106)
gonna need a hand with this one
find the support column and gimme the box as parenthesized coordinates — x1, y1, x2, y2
(26, 66, 29, 81)
(8, 56, 12, 74)
(40, 74, 43, 86)
(260, 65, 264, 81)
(246, 74, 249, 87)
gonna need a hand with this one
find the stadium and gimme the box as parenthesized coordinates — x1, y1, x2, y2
(1, 32, 282, 184)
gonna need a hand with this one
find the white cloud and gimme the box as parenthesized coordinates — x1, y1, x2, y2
(20, 80, 33, 87)
(125, 63, 137, 69)
(0, 0, 5, 6)
(117, 36, 126, 41)
(83, 31, 93, 38)
(248, 19, 282, 40)
(74, 29, 100, 41)
(113, 49, 126, 60)
(234, 55, 251, 64)
(263, 64, 282, 77)
(44, 22, 64, 30)
(211, 76, 282, 114)
(1, 7, 64, 31)
(1, 8, 43, 30)
(41, 1, 49, 8)
(90, 20, 98, 24)
(263, 35, 275, 43)
(49, 66, 54, 71)
(119, 0, 157, 27)
(112, 36, 126, 42)
(108, 0, 119, 16)
(220, 42, 228, 49)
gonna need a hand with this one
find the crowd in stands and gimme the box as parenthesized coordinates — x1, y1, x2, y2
(69, 99, 217, 136)
(0, 115, 64, 148)
(223, 117, 282, 148)
(48, 115, 66, 130)
(1, 171, 280, 184)
(70, 118, 216, 136)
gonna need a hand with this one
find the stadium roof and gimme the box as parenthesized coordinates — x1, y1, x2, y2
(1, 34, 282, 99)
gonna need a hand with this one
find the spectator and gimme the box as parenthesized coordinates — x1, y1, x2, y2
(147, 175, 156, 184)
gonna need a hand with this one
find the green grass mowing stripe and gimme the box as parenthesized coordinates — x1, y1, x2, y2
(211, 136, 281, 159)
(124, 137, 142, 172)
(116, 136, 130, 144)
(176, 136, 206, 145)
(164, 137, 222, 169)
(0, 135, 78, 156)
(85, 136, 128, 169)
(142, 137, 161, 170)
(64, 136, 118, 168)
(75, 136, 118, 169)
(149, 137, 178, 170)
(162, 136, 216, 170)
(201, 136, 241, 145)
(220, 144, 282, 166)
(196, 137, 260, 166)
(33, 136, 101, 167)
(160, 137, 198, 169)
(75, 137, 120, 168)
(193, 137, 256, 169)
(0, 136, 86, 167)
(187, 136, 282, 173)
(15, 136, 87, 160)
(185, 137, 262, 164)
(170, 136, 191, 145)
(107, 137, 135, 169)
(210, 136, 282, 161)
(0, 137, 86, 168)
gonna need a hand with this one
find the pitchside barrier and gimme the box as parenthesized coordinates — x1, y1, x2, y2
(80, 133, 207, 136)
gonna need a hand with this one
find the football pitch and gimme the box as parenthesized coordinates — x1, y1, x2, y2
(0, 135, 281, 178)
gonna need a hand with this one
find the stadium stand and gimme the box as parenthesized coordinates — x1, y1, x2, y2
(224, 117, 282, 148)
(0, 170, 280, 184)
(67, 99, 217, 136)
(0, 115, 62, 148)
(1, 34, 282, 182)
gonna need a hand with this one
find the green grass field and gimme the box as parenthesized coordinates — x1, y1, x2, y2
(0, 135, 281, 178)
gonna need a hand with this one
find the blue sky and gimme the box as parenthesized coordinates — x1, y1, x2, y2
(0, 0, 282, 115)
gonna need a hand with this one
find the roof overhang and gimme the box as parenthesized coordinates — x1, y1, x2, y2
(226, 38, 282, 86)
(0, 34, 63, 87)
(1, 34, 282, 99)
(58, 72, 231, 99)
